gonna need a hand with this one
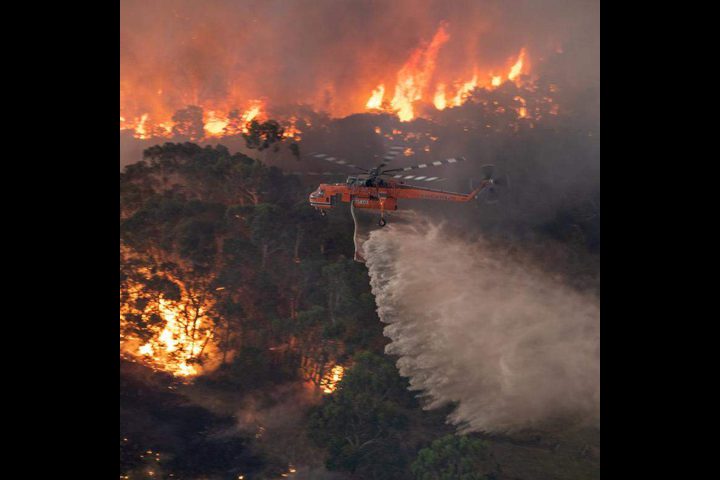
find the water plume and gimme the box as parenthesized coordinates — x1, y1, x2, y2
(363, 216, 599, 432)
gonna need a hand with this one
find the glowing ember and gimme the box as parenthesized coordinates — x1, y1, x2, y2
(366, 84, 385, 109)
(491, 75, 502, 87)
(514, 95, 528, 118)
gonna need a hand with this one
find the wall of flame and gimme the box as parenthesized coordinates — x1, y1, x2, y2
(120, 0, 600, 140)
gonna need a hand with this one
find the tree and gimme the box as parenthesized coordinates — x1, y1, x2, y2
(248, 203, 289, 269)
(411, 435, 496, 480)
(171, 106, 205, 140)
(308, 352, 418, 479)
(243, 119, 285, 151)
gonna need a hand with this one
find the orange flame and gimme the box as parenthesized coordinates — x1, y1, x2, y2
(321, 365, 345, 394)
(121, 101, 267, 140)
(390, 22, 450, 121)
(514, 95, 528, 118)
(204, 110, 230, 137)
(433, 83, 447, 110)
(508, 48, 526, 82)
(366, 84, 385, 109)
(120, 268, 221, 378)
(451, 71, 478, 107)
(121, 22, 540, 137)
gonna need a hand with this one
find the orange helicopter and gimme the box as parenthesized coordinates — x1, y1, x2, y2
(307, 146, 506, 226)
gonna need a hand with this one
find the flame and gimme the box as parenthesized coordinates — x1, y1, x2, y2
(390, 22, 450, 121)
(508, 48, 526, 82)
(360, 29, 532, 120)
(433, 83, 447, 110)
(120, 267, 220, 377)
(120, 101, 267, 140)
(451, 72, 478, 107)
(121, 21, 540, 136)
(241, 100, 262, 124)
(514, 95, 528, 118)
(204, 110, 229, 137)
(135, 113, 149, 139)
(366, 84, 385, 109)
(321, 365, 345, 394)
(282, 116, 303, 141)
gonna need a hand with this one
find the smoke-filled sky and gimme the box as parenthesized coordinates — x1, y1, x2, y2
(121, 0, 599, 117)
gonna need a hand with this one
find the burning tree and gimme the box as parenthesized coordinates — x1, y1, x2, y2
(120, 254, 222, 377)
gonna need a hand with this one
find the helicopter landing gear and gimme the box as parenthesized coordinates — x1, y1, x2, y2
(378, 217, 387, 227)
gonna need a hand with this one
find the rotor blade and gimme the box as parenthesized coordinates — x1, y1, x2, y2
(381, 145, 405, 162)
(288, 171, 346, 177)
(388, 174, 446, 182)
(376, 145, 406, 169)
(493, 174, 509, 187)
(307, 152, 368, 171)
(475, 185, 499, 204)
(382, 156, 466, 174)
(481, 164, 495, 180)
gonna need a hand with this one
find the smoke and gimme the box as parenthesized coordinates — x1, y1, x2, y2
(121, 0, 599, 117)
(363, 216, 599, 433)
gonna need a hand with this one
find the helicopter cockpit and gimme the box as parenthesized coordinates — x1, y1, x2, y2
(345, 175, 387, 188)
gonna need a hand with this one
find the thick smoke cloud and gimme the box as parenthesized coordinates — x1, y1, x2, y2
(121, 0, 599, 116)
(363, 216, 599, 433)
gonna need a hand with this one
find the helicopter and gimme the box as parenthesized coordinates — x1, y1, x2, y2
(306, 145, 506, 226)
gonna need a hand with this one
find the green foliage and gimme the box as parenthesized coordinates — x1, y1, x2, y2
(308, 352, 418, 478)
(411, 434, 495, 480)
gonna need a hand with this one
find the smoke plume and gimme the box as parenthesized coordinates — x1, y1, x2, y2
(363, 216, 599, 433)
(121, 0, 599, 118)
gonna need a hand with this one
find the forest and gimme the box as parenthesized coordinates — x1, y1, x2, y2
(120, 73, 599, 479)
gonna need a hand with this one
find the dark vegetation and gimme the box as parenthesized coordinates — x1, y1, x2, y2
(120, 82, 599, 478)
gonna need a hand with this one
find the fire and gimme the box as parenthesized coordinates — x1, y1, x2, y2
(366, 84, 385, 109)
(390, 22, 450, 121)
(508, 48, 526, 82)
(204, 110, 230, 137)
(514, 95, 528, 118)
(451, 72, 478, 107)
(135, 113, 149, 140)
(433, 83, 447, 110)
(120, 267, 220, 378)
(241, 100, 262, 125)
(321, 365, 345, 394)
(121, 21, 542, 137)
(121, 101, 267, 141)
(282, 116, 303, 141)
(361, 28, 533, 120)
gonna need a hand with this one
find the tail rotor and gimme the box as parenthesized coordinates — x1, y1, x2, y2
(476, 164, 509, 204)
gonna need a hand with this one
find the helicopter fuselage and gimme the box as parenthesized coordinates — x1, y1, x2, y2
(308, 177, 488, 215)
